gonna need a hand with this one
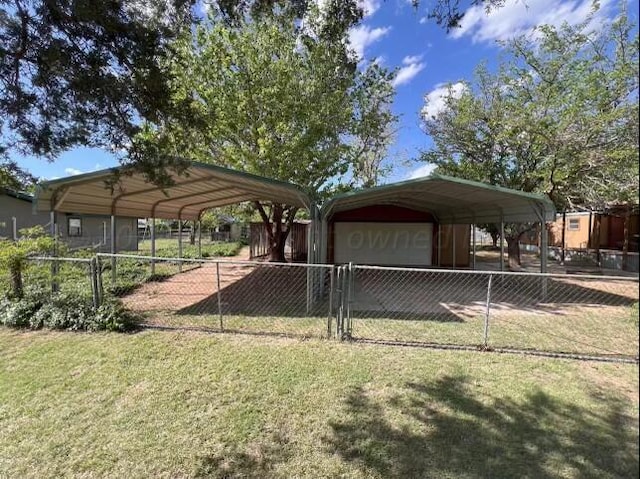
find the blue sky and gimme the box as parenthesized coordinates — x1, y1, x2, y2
(12, 0, 629, 184)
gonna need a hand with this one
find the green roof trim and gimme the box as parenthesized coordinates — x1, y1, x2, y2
(320, 173, 556, 223)
(36, 160, 308, 195)
(34, 159, 311, 208)
(322, 173, 553, 212)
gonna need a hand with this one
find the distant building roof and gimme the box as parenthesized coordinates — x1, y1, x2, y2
(0, 187, 34, 203)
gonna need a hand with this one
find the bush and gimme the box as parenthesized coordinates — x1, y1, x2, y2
(0, 288, 138, 332)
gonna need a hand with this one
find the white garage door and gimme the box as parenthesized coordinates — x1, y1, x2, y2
(334, 222, 433, 266)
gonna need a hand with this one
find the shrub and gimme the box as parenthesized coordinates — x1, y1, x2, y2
(0, 288, 139, 332)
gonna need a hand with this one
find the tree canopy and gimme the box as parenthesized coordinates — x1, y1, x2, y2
(0, 0, 195, 162)
(131, 1, 395, 260)
(420, 7, 639, 265)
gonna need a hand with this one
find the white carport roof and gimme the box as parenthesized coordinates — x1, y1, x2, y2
(321, 174, 555, 224)
(34, 162, 310, 221)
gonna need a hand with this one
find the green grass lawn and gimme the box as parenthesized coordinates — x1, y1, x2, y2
(137, 238, 243, 258)
(1, 328, 637, 478)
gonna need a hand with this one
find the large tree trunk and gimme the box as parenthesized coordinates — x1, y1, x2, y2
(593, 214, 602, 266)
(506, 235, 522, 270)
(255, 202, 296, 263)
(269, 229, 288, 262)
(490, 231, 498, 248)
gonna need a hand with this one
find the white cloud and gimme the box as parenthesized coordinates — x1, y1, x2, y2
(402, 54, 423, 65)
(392, 62, 426, 87)
(451, 0, 614, 44)
(64, 168, 83, 176)
(348, 24, 391, 60)
(421, 82, 467, 119)
(419, 16, 428, 24)
(407, 163, 436, 180)
(358, 0, 381, 17)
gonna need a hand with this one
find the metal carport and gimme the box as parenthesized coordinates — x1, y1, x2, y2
(320, 174, 556, 272)
(33, 162, 316, 279)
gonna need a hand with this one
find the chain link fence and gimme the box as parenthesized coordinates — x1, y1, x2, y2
(344, 265, 639, 360)
(98, 254, 335, 338)
(1, 256, 100, 306)
(2, 251, 637, 361)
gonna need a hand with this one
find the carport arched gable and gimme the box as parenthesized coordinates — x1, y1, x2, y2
(34, 161, 311, 221)
(319, 174, 556, 271)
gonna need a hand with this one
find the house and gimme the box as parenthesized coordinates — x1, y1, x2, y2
(0, 187, 51, 237)
(0, 187, 138, 252)
(520, 207, 640, 272)
(520, 208, 639, 252)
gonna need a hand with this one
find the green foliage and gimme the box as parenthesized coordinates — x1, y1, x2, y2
(131, 1, 396, 260)
(422, 6, 639, 212)
(0, 160, 37, 190)
(0, 288, 138, 332)
(199, 242, 242, 258)
(0, 0, 194, 164)
(0, 226, 55, 298)
(148, 4, 395, 196)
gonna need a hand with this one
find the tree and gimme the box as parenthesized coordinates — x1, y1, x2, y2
(421, 8, 639, 269)
(0, 0, 194, 169)
(136, 2, 396, 261)
(0, 225, 54, 298)
(408, 0, 506, 31)
(0, 160, 36, 190)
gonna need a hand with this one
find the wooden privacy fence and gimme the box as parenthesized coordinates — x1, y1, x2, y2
(249, 221, 308, 262)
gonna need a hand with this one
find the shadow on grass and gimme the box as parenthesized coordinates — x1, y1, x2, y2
(194, 432, 292, 479)
(188, 375, 638, 478)
(324, 375, 639, 478)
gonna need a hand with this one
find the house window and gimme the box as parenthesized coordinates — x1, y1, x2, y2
(567, 218, 580, 231)
(68, 217, 82, 237)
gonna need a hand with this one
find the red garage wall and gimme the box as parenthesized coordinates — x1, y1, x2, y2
(327, 205, 470, 267)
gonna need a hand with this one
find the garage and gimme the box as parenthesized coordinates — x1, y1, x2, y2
(320, 174, 555, 270)
(334, 222, 433, 266)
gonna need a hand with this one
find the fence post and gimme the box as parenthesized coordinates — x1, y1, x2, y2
(96, 256, 104, 305)
(336, 266, 343, 338)
(327, 266, 335, 338)
(483, 274, 493, 349)
(216, 262, 223, 331)
(89, 258, 99, 309)
(345, 262, 353, 338)
(11, 217, 17, 241)
(51, 220, 59, 293)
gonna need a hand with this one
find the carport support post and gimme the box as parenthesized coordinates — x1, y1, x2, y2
(472, 224, 477, 270)
(197, 220, 202, 260)
(150, 217, 156, 276)
(437, 226, 442, 267)
(110, 214, 116, 285)
(178, 219, 183, 273)
(500, 216, 505, 272)
(540, 221, 548, 274)
(452, 223, 456, 269)
(483, 274, 493, 348)
(540, 219, 549, 300)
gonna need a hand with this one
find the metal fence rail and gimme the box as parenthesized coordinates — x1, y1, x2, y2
(2, 252, 638, 361)
(97, 253, 336, 338)
(344, 264, 639, 360)
(1, 256, 101, 306)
